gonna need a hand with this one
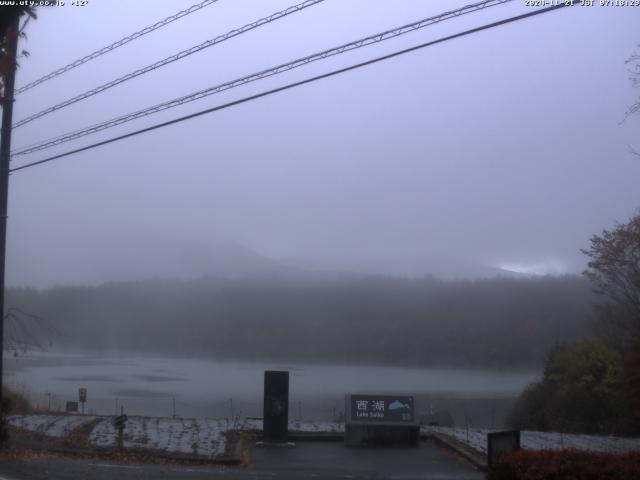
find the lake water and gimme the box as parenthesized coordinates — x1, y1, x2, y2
(4, 351, 538, 428)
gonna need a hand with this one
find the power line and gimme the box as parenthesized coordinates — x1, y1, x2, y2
(12, 0, 514, 156)
(13, 0, 326, 128)
(15, 0, 221, 95)
(10, 3, 572, 174)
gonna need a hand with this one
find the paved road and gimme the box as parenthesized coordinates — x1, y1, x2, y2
(0, 440, 483, 480)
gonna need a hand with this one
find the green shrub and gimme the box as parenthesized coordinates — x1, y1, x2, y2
(507, 338, 635, 435)
(2, 388, 31, 415)
(0, 387, 31, 447)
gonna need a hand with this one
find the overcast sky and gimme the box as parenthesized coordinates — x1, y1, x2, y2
(5, 0, 640, 287)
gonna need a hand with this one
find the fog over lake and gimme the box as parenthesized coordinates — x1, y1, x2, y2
(5, 351, 537, 427)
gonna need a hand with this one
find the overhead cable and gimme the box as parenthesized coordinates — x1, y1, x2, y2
(13, 0, 326, 128)
(10, 3, 572, 173)
(12, 0, 513, 156)
(16, 0, 222, 95)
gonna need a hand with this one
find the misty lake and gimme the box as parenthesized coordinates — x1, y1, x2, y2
(5, 351, 538, 428)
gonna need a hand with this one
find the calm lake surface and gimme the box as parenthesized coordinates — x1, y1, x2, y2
(5, 351, 539, 428)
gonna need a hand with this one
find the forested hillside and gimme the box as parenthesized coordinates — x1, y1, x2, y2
(6, 274, 594, 368)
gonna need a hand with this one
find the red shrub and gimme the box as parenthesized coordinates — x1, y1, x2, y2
(488, 449, 640, 480)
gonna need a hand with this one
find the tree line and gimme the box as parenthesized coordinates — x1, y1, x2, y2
(6, 274, 594, 369)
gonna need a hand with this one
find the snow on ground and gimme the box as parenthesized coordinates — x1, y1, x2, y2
(289, 420, 344, 433)
(22, 414, 639, 458)
(89, 416, 229, 457)
(8, 414, 342, 458)
(8, 414, 97, 437)
(12, 415, 639, 457)
(424, 426, 640, 454)
(239, 418, 344, 433)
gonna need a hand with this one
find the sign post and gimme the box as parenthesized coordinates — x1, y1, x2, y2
(78, 388, 87, 415)
(112, 413, 128, 450)
(345, 394, 419, 446)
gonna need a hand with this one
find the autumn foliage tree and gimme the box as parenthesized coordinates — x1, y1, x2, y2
(582, 212, 640, 352)
(509, 211, 640, 434)
(578, 212, 640, 430)
(623, 336, 640, 419)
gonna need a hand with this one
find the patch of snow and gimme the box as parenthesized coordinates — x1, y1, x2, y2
(7, 415, 97, 437)
(10, 414, 347, 458)
(239, 418, 344, 433)
(88, 416, 229, 457)
(289, 420, 344, 433)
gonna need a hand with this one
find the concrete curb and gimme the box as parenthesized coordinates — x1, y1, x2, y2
(240, 429, 345, 442)
(288, 432, 344, 441)
(9, 427, 242, 465)
(10, 441, 242, 465)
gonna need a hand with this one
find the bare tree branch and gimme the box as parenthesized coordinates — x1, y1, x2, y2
(2, 307, 59, 355)
(623, 44, 640, 123)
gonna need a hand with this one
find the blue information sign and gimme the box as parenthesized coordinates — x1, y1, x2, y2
(349, 395, 414, 423)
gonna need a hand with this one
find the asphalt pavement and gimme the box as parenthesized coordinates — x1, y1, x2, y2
(0, 439, 484, 480)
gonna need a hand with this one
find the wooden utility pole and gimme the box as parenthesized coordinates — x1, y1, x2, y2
(0, 14, 20, 430)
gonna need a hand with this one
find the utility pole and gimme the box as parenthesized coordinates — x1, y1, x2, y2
(0, 14, 20, 428)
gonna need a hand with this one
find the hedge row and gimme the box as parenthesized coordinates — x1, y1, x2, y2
(488, 449, 640, 480)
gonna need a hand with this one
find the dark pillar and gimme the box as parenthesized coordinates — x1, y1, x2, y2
(488, 430, 521, 468)
(263, 370, 289, 443)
